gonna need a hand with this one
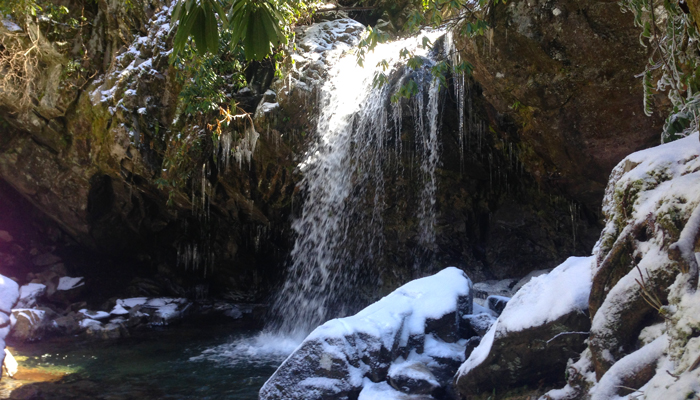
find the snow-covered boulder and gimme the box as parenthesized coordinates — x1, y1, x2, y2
(545, 133, 700, 399)
(387, 360, 440, 395)
(10, 308, 51, 341)
(16, 283, 47, 308)
(455, 256, 593, 396)
(110, 297, 190, 326)
(0, 274, 19, 377)
(260, 267, 474, 400)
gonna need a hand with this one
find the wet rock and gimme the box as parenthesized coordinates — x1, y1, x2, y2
(463, 336, 481, 359)
(456, 0, 664, 211)
(47, 277, 85, 304)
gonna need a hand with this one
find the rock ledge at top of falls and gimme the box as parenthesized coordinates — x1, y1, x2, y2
(273, 18, 365, 95)
(259, 267, 474, 400)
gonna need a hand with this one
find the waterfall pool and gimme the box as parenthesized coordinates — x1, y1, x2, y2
(1, 322, 299, 399)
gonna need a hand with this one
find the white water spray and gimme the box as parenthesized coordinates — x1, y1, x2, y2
(270, 29, 446, 337)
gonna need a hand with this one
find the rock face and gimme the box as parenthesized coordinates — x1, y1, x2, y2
(544, 133, 700, 400)
(0, 0, 664, 306)
(456, 0, 665, 211)
(0, 1, 299, 300)
(455, 257, 592, 397)
(260, 267, 476, 400)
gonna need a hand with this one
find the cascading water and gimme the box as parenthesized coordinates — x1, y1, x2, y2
(193, 24, 455, 371)
(269, 29, 447, 338)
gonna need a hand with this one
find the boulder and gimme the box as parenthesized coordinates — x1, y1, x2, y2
(16, 283, 47, 308)
(10, 309, 50, 342)
(388, 360, 440, 395)
(260, 267, 473, 400)
(51, 313, 82, 336)
(455, 257, 593, 397)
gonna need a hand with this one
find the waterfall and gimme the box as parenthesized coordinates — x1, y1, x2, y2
(269, 29, 447, 338)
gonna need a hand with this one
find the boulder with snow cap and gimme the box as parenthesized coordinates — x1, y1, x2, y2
(455, 257, 593, 397)
(260, 267, 474, 400)
(388, 360, 440, 395)
(10, 308, 52, 341)
(16, 283, 46, 308)
(50, 276, 85, 303)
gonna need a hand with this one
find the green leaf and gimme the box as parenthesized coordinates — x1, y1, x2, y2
(191, 6, 208, 56)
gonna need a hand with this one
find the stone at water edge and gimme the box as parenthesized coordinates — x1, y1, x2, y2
(455, 257, 593, 398)
(10, 309, 52, 342)
(259, 267, 473, 400)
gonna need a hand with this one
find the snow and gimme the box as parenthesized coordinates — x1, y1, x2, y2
(110, 304, 129, 316)
(306, 267, 472, 348)
(358, 379, 433, 400)
(388, 359, 439, 387)
(57, 276, 84, 291)
(457, 256, 593, 379)
(79, 318, 102, 329)
(16, 283, 47, 308)
(118, 297, 148, 308)
(79, 309, 111, 320)
(0, 274, 19, 314)
(109, 297, 188, 324)
(500, 256, 592, 332)
(261, 267, 473, 399)
(590, 335, 668, 400)
(1, 19, 22, 32)
(423, 334, 467, 361)
(3, 349, 17, 377)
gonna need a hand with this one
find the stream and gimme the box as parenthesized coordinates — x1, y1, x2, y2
(1, 321, 297, 399)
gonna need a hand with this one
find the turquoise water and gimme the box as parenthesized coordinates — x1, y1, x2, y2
(4, 322, 296, 399)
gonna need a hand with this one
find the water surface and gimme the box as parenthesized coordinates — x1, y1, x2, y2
(2, 322, 293, 399)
